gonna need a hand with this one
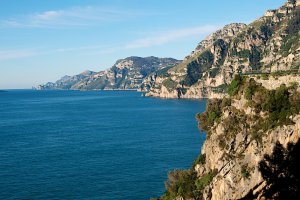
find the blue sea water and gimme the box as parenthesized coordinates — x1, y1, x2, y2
(0, 90, 206, 200)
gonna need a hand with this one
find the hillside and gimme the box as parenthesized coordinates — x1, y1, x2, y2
(38, 70, 96, 90)
(146, 0, 300, 99)
(157, 74, 300, 200)
(38, 57, 180, 90)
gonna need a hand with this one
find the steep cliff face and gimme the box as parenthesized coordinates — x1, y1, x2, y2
(38, 57, 179, 90)
(146, 0, 300, 99)
(159, 75, 300, 200)
(72, 56, 180, 90)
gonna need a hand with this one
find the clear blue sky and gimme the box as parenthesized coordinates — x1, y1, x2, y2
(0, 0, 286, 89)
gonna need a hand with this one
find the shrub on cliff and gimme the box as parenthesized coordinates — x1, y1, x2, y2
(228, 74, 244, 96)
(196, 99, 222, 132)
(244, 78, 258, 100)
(195, 170, 218, 191)
(162, 169, 197, 200)
(193, 154, 206, 168)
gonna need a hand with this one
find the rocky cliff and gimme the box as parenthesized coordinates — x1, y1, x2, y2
(159, 74, 300, 200)
(146, 0, 300, 99)
(38, 56, 180, 90)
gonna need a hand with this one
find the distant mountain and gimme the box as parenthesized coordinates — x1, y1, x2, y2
(146, 0, 300, 99)
(38, 70, 96, 90)
(38, 57, 180, 90)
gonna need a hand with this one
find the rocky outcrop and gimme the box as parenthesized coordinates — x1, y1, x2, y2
(199, 109, 300, 200)
(146, 0, 300, 99)
(38, 57, 180, 90)
(159, 75, 300, 200)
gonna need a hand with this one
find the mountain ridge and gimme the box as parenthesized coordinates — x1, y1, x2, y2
(145, 0, 300, 99)
(37, 56, 180, 90)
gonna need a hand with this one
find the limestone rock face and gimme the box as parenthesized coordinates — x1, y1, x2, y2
(189, 23, 247, 60)
(193, 77, 300, 200)
(159, 76, 300, 200)
(38, 57, 180, 90)
(200, 114, 300, 200)
(72, 56, 180, 90)
(146, 0, 300, 99)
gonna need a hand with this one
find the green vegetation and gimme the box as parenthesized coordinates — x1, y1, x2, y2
(260, 24, 273, 39)
(161, 75, 300, 199)
(261, 74, 269, 80)
(281, 7, 300, 56)
(249, 46, 261, 70)
(212, 84, 228, 93)
(227, 74, 244, 96)
(158, 6, 300, 199)
(162, 170, 198, 200)
(246, 82, 300, 142)
(156, 65, 174, 76)
(213, 39, 228, 66)
(195, 170, 218, 191)
(193, 154, 206, 167)
(233, 77, 300, 142)
(222, 110, 246, 138)
(218, 139, 226, 149)
(244, 78, 257, 100)
(185, 51, 214, 86)
(196, 99, 222, 132)
(241, 165, 251, 179)
(286, 8, 300, 36)
(196, 97, 231, 134)
(162, 78, 177, 91)
(209, 67, 220, 78)
(161, 168, 217, 200)
(238, 50, 251, 58)
(281, 35, 299, 57)
(197, 75, 300, 145)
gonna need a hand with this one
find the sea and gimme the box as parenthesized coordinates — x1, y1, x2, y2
(0, 90, 206, 200)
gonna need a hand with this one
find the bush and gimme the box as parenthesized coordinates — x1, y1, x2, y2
(196, 99, 222, 132)
(241, 165, 251, 179)
(193, 154, 206, 167)
(249, 46, 261, 70)
(209, 68, 220, 78)
(286, 8, 300, 36)
(228, 74, 244, 96)
(249, 83, 300, 142)
(221, 98, 231, 108)
(212, 84, 228, 93)
(195, 170, 218, 191)
(162, 78, 177, 91)
(244, 78, 257, 100)
(260, 24, 273, 39)
(163, 170, 197, 200)
(261, 74, 269, 80)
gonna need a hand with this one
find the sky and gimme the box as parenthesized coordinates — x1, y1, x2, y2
(0, 0, 286, 89)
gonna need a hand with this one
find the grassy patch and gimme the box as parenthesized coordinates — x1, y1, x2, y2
(195, 170, 218, 191)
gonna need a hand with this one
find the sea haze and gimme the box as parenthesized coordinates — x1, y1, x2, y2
(0, 90, 206, 199)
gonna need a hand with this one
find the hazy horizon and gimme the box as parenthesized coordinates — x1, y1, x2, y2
(0, 0, 286, 89)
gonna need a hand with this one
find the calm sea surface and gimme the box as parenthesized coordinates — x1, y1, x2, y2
(0, 90, 206, 200)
